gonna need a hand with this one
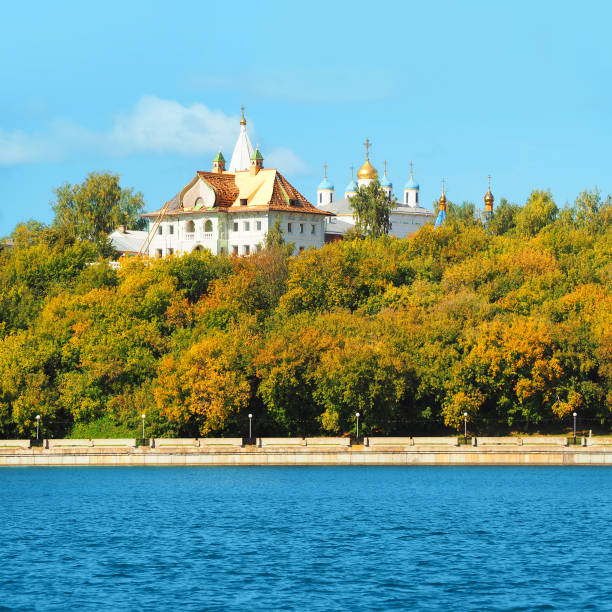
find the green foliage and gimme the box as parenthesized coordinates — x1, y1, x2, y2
(52, 172, 146, 251)
(349, 180, 392, 238)
(0, 184, 610, 438)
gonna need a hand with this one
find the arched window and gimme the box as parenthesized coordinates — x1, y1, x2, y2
(185, 220, 195, 233)
(194, 197, 204, 209)
(204, 220, 213, 233)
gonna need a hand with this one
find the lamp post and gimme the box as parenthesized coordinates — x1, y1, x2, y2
(356, 412, 360, 440)
(141, 413, 146, 442)
(573, 412, 577, 444)
(464, 412, 468, 443)
(35, 415, 40, 441)
(248, 414, 253, 440)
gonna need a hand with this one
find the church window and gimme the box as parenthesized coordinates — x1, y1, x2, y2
(185, 220, 195, 233)
(244, 221, 250, 231)
(168, 248, 174, 255)
(287, 222, 293, 233)
(233, 222, 238, 232)
(405, 193, 409, 204)
(319, 193, 322, 204)
(300, 223, 304, 234)
(244, 245, 250, 255)
(240, 198, 248, 206)
(155, 249, 162, 258)
(232, 246, 239, 255)
(204, 220, 213, 233)
(299, 246, 305, 253)
(169, 224, 174, 235)
(416, 192, 419, 204)
(256, 221, 262, 231)
(158, 225, 163, 235)
(311, 224, 316, 234)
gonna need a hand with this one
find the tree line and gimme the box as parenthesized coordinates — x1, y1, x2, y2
(0, 173, 610, 439)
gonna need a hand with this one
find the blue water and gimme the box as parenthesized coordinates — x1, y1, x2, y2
(1, 467, 612, 611)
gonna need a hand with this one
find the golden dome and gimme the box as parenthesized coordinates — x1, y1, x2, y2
(357, 158, 378, 180)
(484, 189, 494, 206)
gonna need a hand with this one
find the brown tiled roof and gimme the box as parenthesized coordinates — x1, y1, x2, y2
(144, 168, 331, 218)
(196, 172, 240, 207)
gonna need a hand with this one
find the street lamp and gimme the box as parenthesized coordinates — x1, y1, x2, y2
(573, 412, 577, 443)
(248, 414, 253, 440)
(35, 415, 40, 441)
(141, 413, 146, 441)
(464, 412, 468, 443)
(356, 412, 360, 440)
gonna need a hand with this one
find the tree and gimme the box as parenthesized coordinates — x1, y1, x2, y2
(349, 180, 392, 238)
(516, 189, 558, 237)
(52, 172, 146, 248)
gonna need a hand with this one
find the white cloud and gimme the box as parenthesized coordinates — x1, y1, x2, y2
(266, 147, 311, 176)
(107, 96, 239, 155)
(0, 97, 309, 174)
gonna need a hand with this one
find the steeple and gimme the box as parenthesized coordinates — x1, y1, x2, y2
(434, 178, 447, 229)
(317, 163, 334, 206)
(357, 138, 378, 187)
(484, 174, 494, 215)
(229, 106, 254, 172)
(403, 160, 420, 207)
(345, 165, 358, 199)
(380, 160, 392, 199)
(250, 145, 264, 175)
(212, 149, 226, 173)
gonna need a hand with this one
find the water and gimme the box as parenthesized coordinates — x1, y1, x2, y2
(1, 466, 611, 611)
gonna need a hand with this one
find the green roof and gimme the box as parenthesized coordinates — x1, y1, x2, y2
(213, 151, 226, 162)
(250, 148, 263, 161)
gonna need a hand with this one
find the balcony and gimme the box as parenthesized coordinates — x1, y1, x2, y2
(184, 232, 195, 241)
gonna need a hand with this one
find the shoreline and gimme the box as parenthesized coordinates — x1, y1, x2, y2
(2, 446, 612, 466)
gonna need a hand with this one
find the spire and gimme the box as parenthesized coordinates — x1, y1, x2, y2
(435, 178, 447, 229)
(484, 174, 494, 213)
(357, 138, 378, 182)
(345, 164, 358, 196)
(318, 163, 334, 190)
(229, 107, 254, 172)
(409, 160, 414, 179)
(381, 160, 392, 189)
(212, 148, 226, 173)
(250, 144, 264, 175)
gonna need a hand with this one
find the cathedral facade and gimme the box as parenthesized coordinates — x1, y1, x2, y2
(141, 110, 330, 257)
(316, 139, 434, 239)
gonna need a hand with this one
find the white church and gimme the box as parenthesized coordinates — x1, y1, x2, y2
(121, 109, 331, 258)
(316, 139, 434, 240)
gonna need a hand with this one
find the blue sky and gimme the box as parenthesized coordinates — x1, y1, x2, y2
(1, 0, 611, 235)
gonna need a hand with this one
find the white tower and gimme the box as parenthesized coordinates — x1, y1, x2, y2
(344, 165, 358, 199)
(403, 161, 420, 207)
(229, 106, 254, 172)
(317, 163, 334, 206)
(356, 138, 378, 188)
(380, 160, 392, 199)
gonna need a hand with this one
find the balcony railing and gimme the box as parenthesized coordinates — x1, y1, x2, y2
(184, 232, 195, 241)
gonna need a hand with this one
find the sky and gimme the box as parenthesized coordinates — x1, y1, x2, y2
(1, 0, 611, 235)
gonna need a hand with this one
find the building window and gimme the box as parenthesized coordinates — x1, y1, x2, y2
(255, 244, 261, 252)
(233, 221, 238, 232)
(299, 246, 305, 253)
(287, 222, 292, 233)
(204, 220, 213, 233)
(244, 245, 250, 255)
(168, 248, 174, 255)
(256, 221, 261, 231)
(390, 222, 393, 229)
(416, 192, 419, 204)
(155, 249, 163, 258)
(311, 224, 316, 234)
(244, 221, 250, 231)
(300, 223, 304, 234)
(186, 220, 195, 233)
(232, 245, 239, 255)
(169, 224, 174, 235)
(319, 193, 322, 204)
(158, 225, 163, 235)
(330, 217, 337, 224)
(240, 198, 247, 206)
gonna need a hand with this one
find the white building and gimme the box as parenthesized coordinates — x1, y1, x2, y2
(141, 111, 331, 257)
(317, 140, 434, 240)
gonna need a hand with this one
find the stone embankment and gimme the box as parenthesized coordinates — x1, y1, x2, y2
(2, 436, 612, 466)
